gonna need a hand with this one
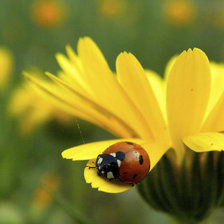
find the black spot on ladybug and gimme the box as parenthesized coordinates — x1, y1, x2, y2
(116, 151, 125, 161)
(139, 155, 143, 165)
(133, 174, 138, 179)
(125, 141, 134, 145)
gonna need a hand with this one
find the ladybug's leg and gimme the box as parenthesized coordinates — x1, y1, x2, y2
(86, 160, 96, 169)
(85, 165, 96, 169)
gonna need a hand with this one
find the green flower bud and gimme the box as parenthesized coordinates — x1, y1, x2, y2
(137, 151, 224, 224)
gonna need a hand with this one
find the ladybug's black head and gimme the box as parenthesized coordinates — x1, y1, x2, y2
(96, 154, 119, 180)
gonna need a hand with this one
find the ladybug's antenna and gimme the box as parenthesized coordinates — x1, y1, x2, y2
(75, 118, 86, 144)
(75, 119, 96, 169)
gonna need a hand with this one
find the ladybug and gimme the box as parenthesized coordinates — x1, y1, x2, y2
(95, 141, 150, 184)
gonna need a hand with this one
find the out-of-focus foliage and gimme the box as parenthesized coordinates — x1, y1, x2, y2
(1, 0, 224, 223)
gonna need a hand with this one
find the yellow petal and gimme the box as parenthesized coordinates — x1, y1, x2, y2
(26, 72, 137, 138)
(45, 72, 140, 138)
(207, 62, 224, 115)
(25, 73, 97, 123)
(77, 37, 153, 139)
(56, 51, 141, 137)
(56, 53, 94, 97)
(84, 160, 132, 193)
(62, 138, 169, 171)
(62, 139, 126, 160)
(143, 142, 170, 171)
(202, 63, 224, 132)
(183, 132, 224, 152)
(166, 48, 211, 157)
(164, 55, 177, 83)
(116, 52, 169, 144)
(202, 91, 224, 133)
(65, 45, 82, 70)
(27, 73, 123, 136)
(145, 69, 167, 123)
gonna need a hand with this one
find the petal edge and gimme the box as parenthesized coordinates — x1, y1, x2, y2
(183, 132, 224, 152)
(84, 160, 132, 193)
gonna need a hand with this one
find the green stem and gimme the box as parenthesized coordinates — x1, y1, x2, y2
(44, 187, 92, 224)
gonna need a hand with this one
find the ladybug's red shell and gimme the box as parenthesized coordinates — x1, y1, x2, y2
(103, 141, 150, 183)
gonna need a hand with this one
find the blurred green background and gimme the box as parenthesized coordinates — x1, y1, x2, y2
(1, 0, 224, 223)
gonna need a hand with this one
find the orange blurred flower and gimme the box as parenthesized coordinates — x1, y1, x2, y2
(97, 0, 139, 25)
(164, 0, 196, 26)
(31, 0, 67, 28)
(33, 174, 60, 207)
(98, 0, 125, 17)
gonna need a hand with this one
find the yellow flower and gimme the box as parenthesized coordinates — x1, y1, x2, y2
(163, 0, 196, 26)
(8, 71, 73, 134)
(0, 47, 14, 90)
(26, 37, 224, 194)
(31, 0, 67, 28)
